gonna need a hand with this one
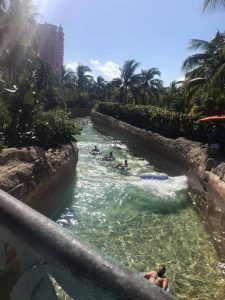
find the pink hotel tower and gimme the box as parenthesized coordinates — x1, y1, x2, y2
(38, 23, 64, 74)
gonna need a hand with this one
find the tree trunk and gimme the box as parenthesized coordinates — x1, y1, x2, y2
(142, 85, 147, 105)
(124, 86, 128, 105)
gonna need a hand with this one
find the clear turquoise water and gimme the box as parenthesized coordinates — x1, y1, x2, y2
(56, 119, 225, 300)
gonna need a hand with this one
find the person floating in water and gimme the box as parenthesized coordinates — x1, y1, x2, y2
(114, 159, 128, 169)
(144, 266, 168, 291)
(103, 151, 115, 161)
(90, 145, 100, 154)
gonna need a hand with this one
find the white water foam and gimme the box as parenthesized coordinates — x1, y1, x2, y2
(132, 175, 188, 198)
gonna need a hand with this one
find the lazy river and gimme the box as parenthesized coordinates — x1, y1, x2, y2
(56, 119, 225, 300)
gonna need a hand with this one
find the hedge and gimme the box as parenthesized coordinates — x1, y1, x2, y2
(95, 103, 212, 143)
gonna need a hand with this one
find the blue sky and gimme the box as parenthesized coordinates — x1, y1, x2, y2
(34, 0, 224, 86)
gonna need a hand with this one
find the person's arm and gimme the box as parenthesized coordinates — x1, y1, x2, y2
(162, 278, 169, 290)
(113, 163, 122, 168)
(157, 277, 168, 290)
(144, 271, 154, 279)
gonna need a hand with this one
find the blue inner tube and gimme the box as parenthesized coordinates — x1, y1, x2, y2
(140, 174, 168, 180)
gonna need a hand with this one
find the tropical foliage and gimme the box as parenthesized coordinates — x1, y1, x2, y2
(99, 60, 163, 106)
(32, 108, 79, 149)
(0, 0, 79, 149)
(161, 82, 187, 113)
(94, 29, 225, 142)
(181, 31, 225, 115)
(95, 102, 210, 142)
(0, 0, 224, 148)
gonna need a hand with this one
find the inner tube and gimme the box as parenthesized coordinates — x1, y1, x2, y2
(90, 151, 102, 155)
(102, 156, 115, 161)
(140, 174, 168, 180)
(119, 166, 130, 172)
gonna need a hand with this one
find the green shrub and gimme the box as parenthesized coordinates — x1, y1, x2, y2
(32, 108, 80, 149)
(3, 108, 80, 149)
(95, 103, 211, 142)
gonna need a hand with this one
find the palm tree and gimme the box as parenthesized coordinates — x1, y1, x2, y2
(56, 66, 76, 104)
(95, 76, 106, 100)
(120, 59, 140, 104)
(61, 66, 75, 82)
(182, 32, 225, 114)
(103, 78, 123, 103)
(140, 68, 162, 104)
(75, 65, 93, 92)
(73, 65, 94, 107)
(60, 66, 76, 90)
(203, 0, 225, 11)
(161, 81, 187, 112)
(182, 32, 225, 93)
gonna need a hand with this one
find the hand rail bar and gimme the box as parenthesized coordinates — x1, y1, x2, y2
(0, 189, 176, 300)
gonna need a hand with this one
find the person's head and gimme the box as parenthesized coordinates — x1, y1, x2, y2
(94, 145, 97, 149)
(110, 152, 113, 156)
(124, 159, 128, 165)
(157, 266, 166, 277)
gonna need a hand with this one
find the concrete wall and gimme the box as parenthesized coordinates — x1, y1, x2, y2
(91, 111, 225, 254)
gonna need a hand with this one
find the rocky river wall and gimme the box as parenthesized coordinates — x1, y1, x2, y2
(91, 111, 225, 254)
(0, 143, 78, 216)
(0, 143, 78, 297)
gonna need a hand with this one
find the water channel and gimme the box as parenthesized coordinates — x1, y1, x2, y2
(56, 119, 225, 300)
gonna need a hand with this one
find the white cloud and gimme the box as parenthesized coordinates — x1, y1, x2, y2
(65, 62, 78, 72)
(90, 59, 120, 80)
(176, 76, 185, 82)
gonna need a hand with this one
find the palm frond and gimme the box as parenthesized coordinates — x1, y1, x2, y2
(111, 78, 122, 88)
(182, 54, 211, 72)
(203, 0, 225, 12)
(185, 66, 207, 80)
(148, 85, 161, 101)
(186, 77, 206, 88)
(186, 86, 200, 101)
(150, 78, 163, 87)
(188, 39, 214, 51)
(121, 59, 140, 84)
(210, 62, 225, 88)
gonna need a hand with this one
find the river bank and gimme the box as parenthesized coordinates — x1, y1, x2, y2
(0, 143, 78, 216)
(91, 111, 225, 254)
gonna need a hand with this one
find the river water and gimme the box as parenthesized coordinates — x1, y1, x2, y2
(56, 119, 225, 300)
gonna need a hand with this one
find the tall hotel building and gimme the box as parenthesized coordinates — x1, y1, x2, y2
(38, 23, 64, 74)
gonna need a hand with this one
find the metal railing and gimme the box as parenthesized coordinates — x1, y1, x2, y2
(0, 189, 176, 300)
